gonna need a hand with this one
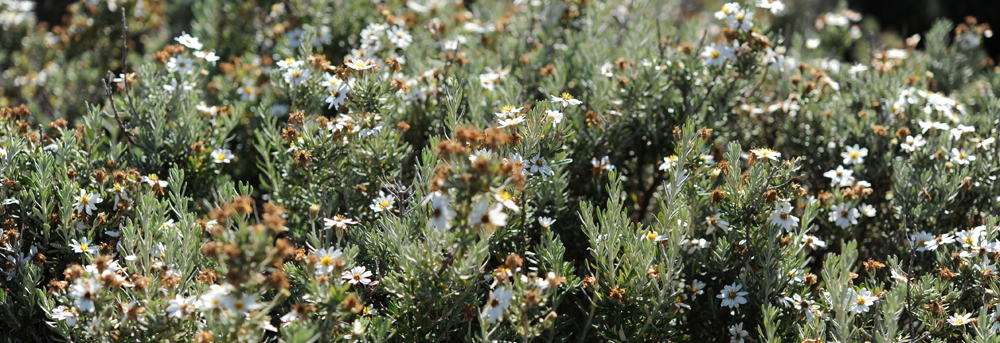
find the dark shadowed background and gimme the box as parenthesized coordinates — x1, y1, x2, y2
(847, 0, 1000, 57)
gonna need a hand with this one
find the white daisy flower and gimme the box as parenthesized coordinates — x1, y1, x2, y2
(222, 294, 260, 314)
(342, 266, 373, 285)
(167, 294, 200, 318)
(685, 279, 706, 299)
(73, 190, 102, 215)
(950, 148, 976, 165)
(727, 10, 753, 31)
(469, 149, 493, 163)
(900, 135, 926, 152)
(544, 109, 564, 124)
(705, 214, 730, 234)
(802, 235, 827, 249)
(859, 203, 876, 217)
(482, 286, 514, 323)
(470, 199, 508, 227)
(388, 26, 413, 49)
(717, 283, 748, 309)
(768, 202, 800, 233)
(314, 248, 343, 276)
(751, 148, 781, 161)
(756, 0, 785, 15)
(701, 43, 734, 67)
(828, 203, 860, 228)
(211, 149, 235, 164)
(51, 305, 79, 326)
(199, 283, 234, 311)
(276, 58, 304, 70)
(69, 278, 101, 312)
(494, 191, 520, 212)
(174, 32, 202, 50)
(909, 231, 938, 251)
(729, 322, 749, 343)
(850, 288, 877, 313)
(323, 216, 358, 231)
(950, 124, 975, 141)
(822, 165, 855, 187)
(427, 191, 456, 230)
(550, 93, 582, 108)
(841, 144, 868, 165)
(166, 56, 196, 74)
(505, 153, 529, 175)
(193, 50, 220, 65)
(949, 312, 974, 326)
(498, 116, 525, 128)
(978, 137, 996, 150)
(325, 84, 351, 109)
(527, 155, 554, 178)
(283, 67, 311, 86)
(347, 58, 377, 71)
(659, 155, 679, 171)
(714, 2, 741, 20)
(494, 105, 523, 119)
(792, 294, 821, 320)
(370, 191, 395, 213)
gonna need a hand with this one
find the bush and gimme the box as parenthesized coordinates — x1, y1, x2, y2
(1, 0, 999, 342)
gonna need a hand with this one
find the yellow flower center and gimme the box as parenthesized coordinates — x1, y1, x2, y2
(561, 93, 572, 100)
(780, 212, 788, 220)
(711, 50, 720, 59)
(500, 191, 513, 201)
(856, 296, 866, 305)
(80, 243, 89, 251)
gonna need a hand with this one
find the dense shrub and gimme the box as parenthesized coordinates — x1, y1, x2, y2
(1, 0, 1000, 342)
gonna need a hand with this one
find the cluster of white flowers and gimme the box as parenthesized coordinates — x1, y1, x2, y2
(0, 0, 34, 29)
(346, 22, 409, 71)
(50, 259, 135, 328)
(911, 225, 1000, 271)
(714, 3, 753, 31)
(166, 33, 218, 75)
